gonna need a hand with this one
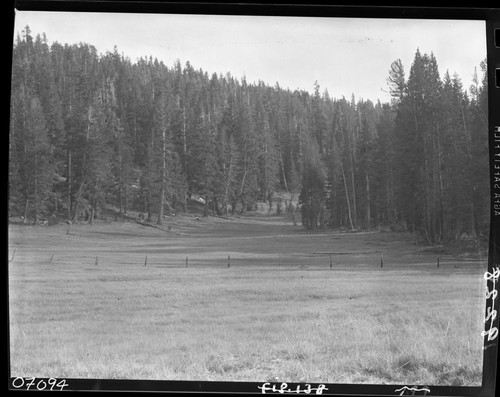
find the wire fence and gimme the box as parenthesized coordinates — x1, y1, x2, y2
(9, 248, 488, 272)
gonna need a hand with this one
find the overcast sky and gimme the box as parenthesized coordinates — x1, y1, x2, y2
(13, 10, 486, 103)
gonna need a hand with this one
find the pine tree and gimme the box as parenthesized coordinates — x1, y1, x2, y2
(387, 59, 406, 104)
(468, 59, 489, 242)
(299, 139, 327, 230)
(256, 100, 280, 201)
(13, 94, 54, 223)
(234, 89, 259, 213)
(372, 103, 396, 224)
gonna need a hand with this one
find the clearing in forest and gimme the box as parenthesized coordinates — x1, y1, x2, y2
(8, 214, 487, 385)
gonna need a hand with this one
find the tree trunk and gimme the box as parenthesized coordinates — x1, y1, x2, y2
(72, 176, 87, 223)
(225, 147, 234, 210)
(123, 183, 128, 215)
(182, 105, 187, 177)
(365, 173, 371, 229)
(461, 105, 470, 146)
(340, 161, 354, 230)
(157, 188, 164, 225)
(118, 181, 123, 216)
(203, 195, 209, 217)
(388, 165, 395, 222)
(33, 149, 39, 224)
(157, 128, 166, 225)
(23, 198, 29, 224)
(146, 138, 153, 222)
(214, 195, 221, 215)
(423, 134, 432, 243)
(280, 151, 289, 193)
(413, 95, 433, 243)
(183, 187, 187, 213)
(350, 155, 357, 228)
(67, 148, 72, 219)
(239, 140, 248, 198)
(386, 167, 391, 222)
(118, 145, 124, 215)
(436, 125, 445, 242)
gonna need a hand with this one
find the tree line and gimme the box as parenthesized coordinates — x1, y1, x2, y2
(9, 26, 489, 244)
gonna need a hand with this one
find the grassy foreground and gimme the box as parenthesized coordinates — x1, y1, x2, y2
(8, 216, 487, 385)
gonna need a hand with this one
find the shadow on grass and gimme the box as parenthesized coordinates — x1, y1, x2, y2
(205, 354, 252, 375)
(388, 355, 482, 386)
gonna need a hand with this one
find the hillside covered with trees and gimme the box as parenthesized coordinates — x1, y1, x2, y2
(9, 27, 489, 245)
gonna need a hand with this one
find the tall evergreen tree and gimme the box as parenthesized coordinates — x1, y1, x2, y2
(299, 139, 327, 230)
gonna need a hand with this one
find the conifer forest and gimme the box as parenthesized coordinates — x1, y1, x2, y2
(9, 27, 490, 246)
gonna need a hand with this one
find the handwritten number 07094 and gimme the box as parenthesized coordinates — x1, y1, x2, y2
(11, 377, 69, 391)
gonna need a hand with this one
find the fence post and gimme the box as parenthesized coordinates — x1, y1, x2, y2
(228, 255, 230, 268)
(144, 256, 147, 267)
(329, 254, 333, 269)
(437, 257, 440, 268)
(380, 254, 384, 268)
(50, 254, 54, 263)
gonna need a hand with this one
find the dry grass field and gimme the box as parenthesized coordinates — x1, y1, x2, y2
(8, 213, 488, 385)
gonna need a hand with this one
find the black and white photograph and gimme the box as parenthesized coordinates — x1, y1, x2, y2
(7, 3, 499, 393)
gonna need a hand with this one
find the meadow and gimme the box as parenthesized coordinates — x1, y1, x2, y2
(8, 213, 488, 385)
